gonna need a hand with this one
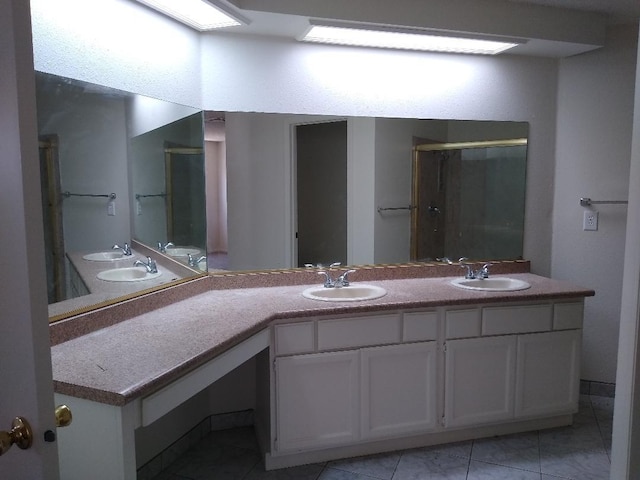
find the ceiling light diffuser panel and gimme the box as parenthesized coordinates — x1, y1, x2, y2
(135, 0, 245, 31)
(301, 21, 522, 55)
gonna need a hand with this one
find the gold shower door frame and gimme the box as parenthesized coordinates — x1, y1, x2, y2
(410, 138, 528, 261)
(39, 135, 66, 302)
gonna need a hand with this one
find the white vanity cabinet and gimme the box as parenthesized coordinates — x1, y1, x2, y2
(443, 302, 582, 428)
(271, 311, 439, 455)
(266, 299, 585, 470)
(275, 350, 360, 451)
(515, 329, 581, 417)
(444, 335, 517, 428)
(360, 341, 438, 439)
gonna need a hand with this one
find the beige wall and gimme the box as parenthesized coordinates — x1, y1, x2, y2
(552, 24, 639, 384)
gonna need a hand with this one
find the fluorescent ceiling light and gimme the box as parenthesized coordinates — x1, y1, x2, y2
(301, 22, 522, 55)
(135, 0, 246, 31)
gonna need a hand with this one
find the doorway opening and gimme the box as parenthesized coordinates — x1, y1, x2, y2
(295, 121, 348, 267)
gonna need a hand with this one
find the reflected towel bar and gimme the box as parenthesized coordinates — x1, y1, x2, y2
(136, 193, 167, 199)
(377, 205, 416, 213)
(580, 197, 628, 207)
(63, 191, 116, 200)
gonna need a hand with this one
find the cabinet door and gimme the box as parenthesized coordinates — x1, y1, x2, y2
(275, 350, 359, 452)
(444, 336, 516, 428)
(515, 330, 581, 418)
(361, 342, 438, 439)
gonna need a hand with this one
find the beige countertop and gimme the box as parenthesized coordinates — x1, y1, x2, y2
(50, 272, 594, 407)
(48, 243, 202, 319)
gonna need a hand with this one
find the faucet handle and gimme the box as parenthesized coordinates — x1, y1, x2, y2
(338, 269, 356, 287)
(113, 242, 132, 256)
(457, 258, 475, 279)
(479, 263, 492, 278)
(187, 253, 206, 267)
(145, 256, 158, 273)
(317, 271, 334, 288)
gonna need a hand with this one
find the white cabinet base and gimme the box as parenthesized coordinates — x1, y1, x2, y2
(265, 413, 573, 470)
(55, 394, 139, 480)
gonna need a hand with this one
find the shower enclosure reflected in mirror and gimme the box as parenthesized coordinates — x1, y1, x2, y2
(36, 72, 208, 320)
(411, 139, 527, 262)
(130, 115, 206, 250)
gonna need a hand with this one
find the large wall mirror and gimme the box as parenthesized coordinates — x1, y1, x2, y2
(37, 72, 207, 322)
(223, 113, 528, 271)
(37, 73, 528, 323)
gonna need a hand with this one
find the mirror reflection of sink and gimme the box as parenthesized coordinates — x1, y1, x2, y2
(302, 284, 387, 302)
(83, 251, 125, 262)
(165, 247, 200, 257)
(450, 277, 531, 292)
(97, 267, 162, 282)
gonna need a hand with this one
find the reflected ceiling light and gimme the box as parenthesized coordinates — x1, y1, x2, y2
(300, 21, 523, 55)
(134, 0, 247, 31)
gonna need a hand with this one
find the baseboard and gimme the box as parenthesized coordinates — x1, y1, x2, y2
(580, 379, 616, 397)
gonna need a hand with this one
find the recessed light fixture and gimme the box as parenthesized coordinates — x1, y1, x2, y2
(300, 21, 523, 55)
(134, 0, 248, 31)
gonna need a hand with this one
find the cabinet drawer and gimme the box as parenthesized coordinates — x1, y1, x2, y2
(403, 311, 438, 342)
(482, 304, 552, 336)
(553, 302, 584, 330)
(445, 309, 481, 339)
(274, 322, 315, 356)
(318, 314, 400, 351)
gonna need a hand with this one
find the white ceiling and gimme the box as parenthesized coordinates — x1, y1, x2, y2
(507, 0, 640, 18)
(219, 0, 639, 58)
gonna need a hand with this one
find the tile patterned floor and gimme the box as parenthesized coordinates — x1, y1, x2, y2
(149, 395, 613, 480)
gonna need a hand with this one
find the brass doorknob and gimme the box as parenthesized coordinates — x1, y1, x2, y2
(55, 404, 72, 427)
(0, 417, 33, 456)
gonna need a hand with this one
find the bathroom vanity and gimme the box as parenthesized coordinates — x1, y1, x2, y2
(264, 299, 583, 469)
(49, 269, 593, 480)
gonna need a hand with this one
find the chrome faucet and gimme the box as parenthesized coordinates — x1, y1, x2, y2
(334, 269, 356, 287)
(113, 242, 132, 256)
(187, 253, 206, 267)
(157, 241, 174, 253)
(317, 264, 356, 288)
(459, 257, 491, 279)
(134, 256, 158, 273)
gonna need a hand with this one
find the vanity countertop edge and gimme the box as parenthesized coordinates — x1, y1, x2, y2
(50, 273, 594, 407)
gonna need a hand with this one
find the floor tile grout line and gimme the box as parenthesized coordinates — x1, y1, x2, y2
(389, 448, 402, 480)
(240, 455, 263, 480)
(537, 429, 542, 476)
(465, 439, 474, 479)
(470, 457, 544, 475)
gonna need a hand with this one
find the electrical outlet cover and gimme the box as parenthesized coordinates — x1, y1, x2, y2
(583, 210, 598, 231)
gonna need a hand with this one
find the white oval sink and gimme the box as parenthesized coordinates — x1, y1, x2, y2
(450, 277, 531, 292)
(165, 247, 200, 257)
(83, 251, 125, 262)
(97, 267, 162, 282)
(302, 284, 387, 302)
